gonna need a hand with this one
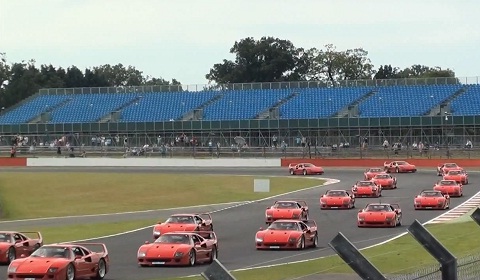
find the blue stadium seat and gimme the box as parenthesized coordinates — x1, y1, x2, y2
(358, 85, 462, 117)
(0, 95, 72, 124)
(279, 87, 373, 119)
(451, 85, 480, 115)
(49, 93, 138, 123)
(202, 89, 292, 120)
(120, 91, 219, 122)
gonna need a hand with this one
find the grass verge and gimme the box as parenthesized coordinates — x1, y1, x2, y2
(15, 219, 158, 244)
(161, 221, 480, 280)
(0, 173, 323, 220)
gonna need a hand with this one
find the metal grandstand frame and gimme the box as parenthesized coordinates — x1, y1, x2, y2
(2, 76, 479, 150)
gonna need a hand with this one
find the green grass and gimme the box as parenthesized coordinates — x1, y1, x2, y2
(0, 173, 323, 220)
(160, 221, 480, 280)
(16, 219, 158, 244)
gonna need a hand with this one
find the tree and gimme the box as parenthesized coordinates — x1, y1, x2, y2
(396, 65, 455, 79)
(206, 37, 309, 84)
(374, 65, 400, 80)
(307, 44, 375, 85)
(65, 66, 86, 88)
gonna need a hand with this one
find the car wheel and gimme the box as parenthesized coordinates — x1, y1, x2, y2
(7, 247, 15, 264)
(395, 167, 399, 173)
(209, 245, 217, 263)
(210, 224, 214, 231)
(93, 258, 107, 280)
(298, 236, 305, 250)
(303, 170, 307, 176)
(290, 169, 295, 175)
(445, 201, 450, 209)
(188, 250, 196, 266)
(312, 234, 318, 248)
(66, 263, 75, 280)
(396, 216, 402, 227)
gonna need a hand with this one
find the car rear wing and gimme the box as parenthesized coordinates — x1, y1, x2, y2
(303, 219, 317, 228)
(64, 242, 108, 256)
(390, 203, 401, 210)
(195, 231, 217, 241)
(20, 231, 43, 242)
(288, 163, 298, 168)
(197, 213, 212, 221)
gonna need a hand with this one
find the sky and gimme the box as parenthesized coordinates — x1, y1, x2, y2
(1, 0, 480, 86)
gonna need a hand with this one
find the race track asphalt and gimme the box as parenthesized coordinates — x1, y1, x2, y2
(0, 167, 478, 280)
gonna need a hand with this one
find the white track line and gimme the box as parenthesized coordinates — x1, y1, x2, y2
(222, 190, 480, 273)
(66, 176, 338, 243)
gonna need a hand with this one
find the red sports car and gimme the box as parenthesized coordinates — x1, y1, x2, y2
(364, 168, 385, 180)
(443, 169, 469, 185)
(7, 243, 109, 280)
(137, 231, 218, 267)
(320, 190, 355, 209)
(265, 200, 309, 224)
(371, 173, 397, 189)
(357, 203, 402, 227)
(153, 213, 213, 239)
(433, 180, 463, 197)
(437, 163, 463, 176)
(0, 231, 43, 264)
(414, 190, 450, 210)
(289, 163, 324, 175)
(255, 219, 318, 250)
(384, 161, 417, 173)
(352, 181, 382, 198)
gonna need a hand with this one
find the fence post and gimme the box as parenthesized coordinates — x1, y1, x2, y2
(470, 207, 480, 226)
(201, 259, 236, 280)
(407, 219, 457, 280)
(329, 232, 386, 280)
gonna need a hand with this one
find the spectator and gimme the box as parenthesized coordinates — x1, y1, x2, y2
(10, 146, 16, 158)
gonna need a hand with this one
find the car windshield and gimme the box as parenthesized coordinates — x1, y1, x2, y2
(31, 247, 70, 258)
(366, 205, 392, 212)
(155, 234, 191, 244)
(358, 181, 374, 186)
(326, 191, 347, 197)
(369, 168, 382, 172)
(0, 233, 11, 242)
(445, 163, 457, 168)
(448, 170, 462, 175)
(304, 163, 313, 167)
(273, 202, 298, 209)
(268, 222, 299, 231)
(375, 174, 390, 179)
(421, 191, 442, 197)
(166, 216, 195, 224)
(440, 181, 455, 185)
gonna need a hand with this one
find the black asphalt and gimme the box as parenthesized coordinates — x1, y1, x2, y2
(0, 167, 478, 280)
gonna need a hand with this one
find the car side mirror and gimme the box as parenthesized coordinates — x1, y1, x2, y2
(145, 241, 150, 244)
(259, 227, 263, 230)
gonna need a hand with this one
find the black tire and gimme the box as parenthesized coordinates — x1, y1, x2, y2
(395, 167, 399, 173)
(66, 263, 75, 280)
(312, 234, 318, 248)
(299, 236, 305, 250)
(302, 169, 307, 176)
(188, 250, 196, 266)
(93, 258, 107, 280)
(208, 245, 217, 263)
(396, 216, 402, 227)
(7, 247, 15, 264)
(290, 169, 295, 175)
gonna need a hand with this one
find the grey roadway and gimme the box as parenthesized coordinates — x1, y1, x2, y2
(0, 167, 478, 280)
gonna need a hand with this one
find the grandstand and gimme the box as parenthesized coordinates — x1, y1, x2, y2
(0, 83, 478, 124)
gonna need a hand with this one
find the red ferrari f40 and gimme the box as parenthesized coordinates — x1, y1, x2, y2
(153, 213, 213, 239)
(414, 190, 450, 210)
(255, 220, 318, 250)
(352, 181, 382, 198)
(433, 180, 463, 197)
(320, 190, 355, 209)
(384, 161, 417, 173)
(357, 203, 402, 228)
(288, 163, 324, 175)
(265, 200, 309, 224)
(0, 231, 43, 264)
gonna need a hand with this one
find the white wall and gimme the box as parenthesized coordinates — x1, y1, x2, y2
(26, 157, 281, 167)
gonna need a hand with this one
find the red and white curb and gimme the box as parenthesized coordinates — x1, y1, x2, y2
(426, 190, 480, 224)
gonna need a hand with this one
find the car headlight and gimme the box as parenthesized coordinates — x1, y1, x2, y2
(153, 231, 160, 236)
(174, 252, 184, 258)
(255, 237, 263, 243)
(8, 266, 17, 273)
(138, 252, 146, 257)
(48, 268, 58, 273)
(266, 214, 272, 218)
(358, 217, 364, 221)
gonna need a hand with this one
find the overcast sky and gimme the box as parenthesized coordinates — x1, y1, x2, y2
(1, 0, 479, 85)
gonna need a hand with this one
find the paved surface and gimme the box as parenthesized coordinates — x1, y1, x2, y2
(0, 167, 478, 280)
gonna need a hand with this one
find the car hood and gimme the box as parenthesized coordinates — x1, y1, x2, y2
(359, 212, 395, 221)
(155, 223, 197, 233)
(13, 257, 68, 274)
(260, 230, 299, 243)
(416, 197, 443, 203)
(321, 197, 350, 204)
(267, 209, 301, 218)
(374, 179, 393, 183)
(434, 185, 458, 190)
(141, 244, 192, 258)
